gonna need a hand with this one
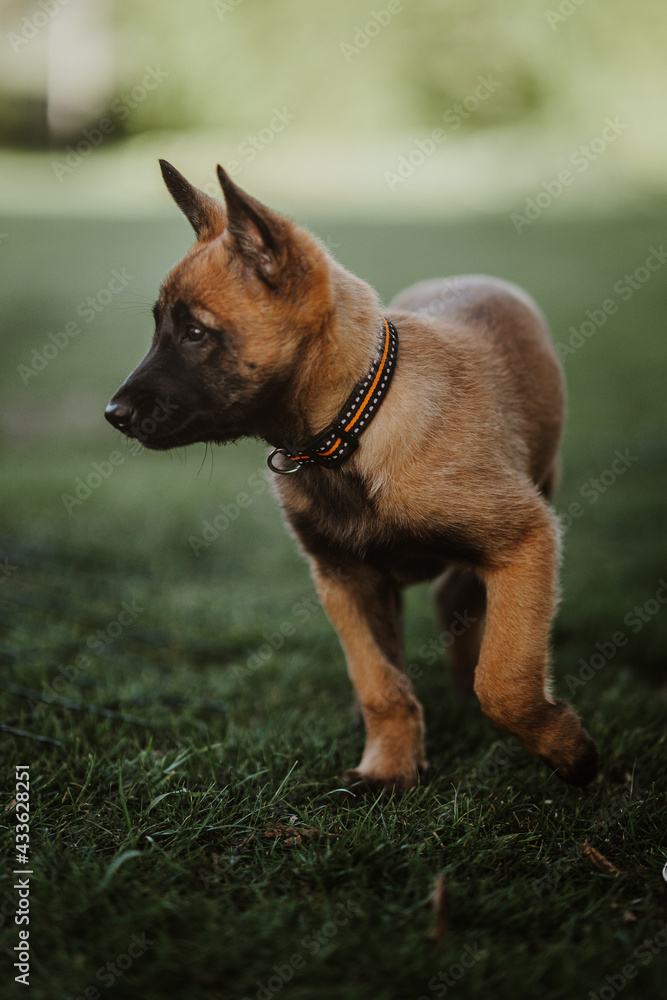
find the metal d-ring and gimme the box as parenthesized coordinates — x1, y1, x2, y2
(267, 448, 302, 474)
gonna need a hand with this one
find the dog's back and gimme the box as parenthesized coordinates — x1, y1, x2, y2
(387, 274, 565, 498)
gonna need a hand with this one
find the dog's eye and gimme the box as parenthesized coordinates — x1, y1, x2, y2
(183, 323, 205, 343)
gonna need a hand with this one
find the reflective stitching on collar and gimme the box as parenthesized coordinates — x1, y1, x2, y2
(267, 315, 398, 473)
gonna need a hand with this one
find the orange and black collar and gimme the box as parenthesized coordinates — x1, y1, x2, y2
(267, 315, 398, 474)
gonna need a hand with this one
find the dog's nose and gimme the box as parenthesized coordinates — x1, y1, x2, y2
(105, 399, 135, 431)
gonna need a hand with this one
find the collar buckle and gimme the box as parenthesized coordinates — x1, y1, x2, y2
(266, 448, 303, 475)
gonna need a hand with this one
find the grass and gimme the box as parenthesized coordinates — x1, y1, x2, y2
(0, 209, 666, 1000)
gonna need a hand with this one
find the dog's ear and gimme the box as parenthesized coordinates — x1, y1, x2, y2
(159, 159, 225, 242)
(216, 165, 283, 285)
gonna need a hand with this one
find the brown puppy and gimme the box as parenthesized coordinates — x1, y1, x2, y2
(105, 161, 598, 791)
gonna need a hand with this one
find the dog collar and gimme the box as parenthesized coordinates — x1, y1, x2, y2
(267, 315, 398, 474)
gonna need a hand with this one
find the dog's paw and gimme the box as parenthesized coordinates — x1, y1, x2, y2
(535, 702, 599, 787)
(541, 730, 599, 788)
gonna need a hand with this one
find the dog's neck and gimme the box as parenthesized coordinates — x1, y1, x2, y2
(261, 261, 382, 450)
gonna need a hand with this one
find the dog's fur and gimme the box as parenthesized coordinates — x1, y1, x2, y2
(105, 161, 598, 790)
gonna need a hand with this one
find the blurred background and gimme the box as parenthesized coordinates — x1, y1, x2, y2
(1, 0, 667, 215)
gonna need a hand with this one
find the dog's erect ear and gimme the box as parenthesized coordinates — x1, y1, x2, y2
(216, 165, 282, 284)
(159, 159, 225, 242)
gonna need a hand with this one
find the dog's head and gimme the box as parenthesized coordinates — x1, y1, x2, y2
(105, 161, 333, 449)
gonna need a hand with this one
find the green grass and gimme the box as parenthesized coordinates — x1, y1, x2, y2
(1, 211, 666, 1000)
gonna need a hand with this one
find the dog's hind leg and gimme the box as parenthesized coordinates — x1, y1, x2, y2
(474, 503, 598, 786)
(310, 558, 426, 791)
(434, 567, 486, 694)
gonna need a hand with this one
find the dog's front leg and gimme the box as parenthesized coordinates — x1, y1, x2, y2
(475, 505, 598, 786)
(311, 559, 427, 791)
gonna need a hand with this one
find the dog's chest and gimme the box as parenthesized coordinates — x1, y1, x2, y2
(277, 467, 378, 556)
(276, 468, 480, 581)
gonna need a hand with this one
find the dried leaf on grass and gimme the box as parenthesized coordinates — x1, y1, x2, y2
(581, 840, 623, 876)
(264, 825, 342, 847)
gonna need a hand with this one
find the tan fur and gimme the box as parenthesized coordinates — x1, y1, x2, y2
(106, 162, 598, 791)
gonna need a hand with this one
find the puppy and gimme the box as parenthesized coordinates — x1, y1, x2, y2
(105, 161, 598, 790)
